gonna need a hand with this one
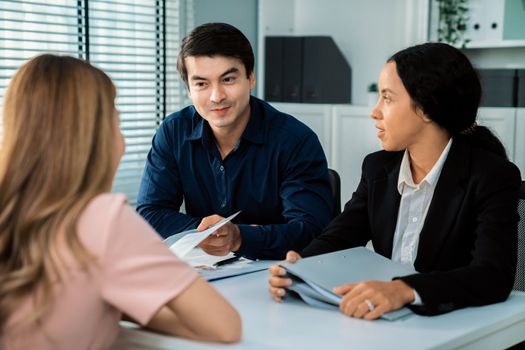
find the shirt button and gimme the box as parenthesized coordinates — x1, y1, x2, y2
(412, 217, 418, 223)
(221, 202, 226, 208)
(219, 165, 224, 172)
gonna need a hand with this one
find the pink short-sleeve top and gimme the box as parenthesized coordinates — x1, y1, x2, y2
(3, 193, 198, 350)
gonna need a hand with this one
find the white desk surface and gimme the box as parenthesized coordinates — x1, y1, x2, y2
(113, 270, 525, 350)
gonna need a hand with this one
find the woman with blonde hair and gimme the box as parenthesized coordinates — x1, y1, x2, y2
(0, 54, 241, 349)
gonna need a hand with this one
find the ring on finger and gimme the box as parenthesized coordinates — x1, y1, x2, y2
(364, 298, 375, 312)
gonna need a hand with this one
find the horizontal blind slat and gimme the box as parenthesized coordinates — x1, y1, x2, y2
(89, 0, 157, 10)
(0, 29, 79, 37)
(1, 0, 77, 9)
(0, 17, 79, 26)
(0, 8, 79, 18)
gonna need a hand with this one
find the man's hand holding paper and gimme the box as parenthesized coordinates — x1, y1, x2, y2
(197, 214, 242, 256)
(168, 211, 241, 258)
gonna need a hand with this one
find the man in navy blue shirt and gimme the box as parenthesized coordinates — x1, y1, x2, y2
(137, 23, 332, 260)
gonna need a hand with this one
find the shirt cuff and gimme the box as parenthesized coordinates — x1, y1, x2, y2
(234, 224, 264, 259)
(411, 289, 423, 305)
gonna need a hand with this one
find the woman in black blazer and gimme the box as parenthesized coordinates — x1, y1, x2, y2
(268, 43, 521, 318)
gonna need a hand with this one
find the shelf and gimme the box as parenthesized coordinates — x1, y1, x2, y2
(461, 40, 525, 49)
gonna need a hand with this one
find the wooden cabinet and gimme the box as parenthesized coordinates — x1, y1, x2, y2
(477, 107, 525, 179)
(477, 107, 517, 160)
(331, 106, 381, 204)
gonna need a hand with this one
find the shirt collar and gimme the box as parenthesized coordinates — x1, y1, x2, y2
(187, 105, 205, 141)
(240, 97, 264, 145)
(397, 138, 453, 194)
(186, 96, 264, 145)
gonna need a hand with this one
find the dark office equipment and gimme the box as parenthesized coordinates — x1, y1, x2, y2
(282, 37, 303, 102)
(264, 36, 351, 103)
(477, 69, 516, 107)
(518, 69, 525, 107)
(301, 37, 351, 103)
(264, 37, 284, 101)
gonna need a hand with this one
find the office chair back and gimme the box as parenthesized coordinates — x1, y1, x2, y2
(513, 181, 525, 291)
(328, 168, 341, 219)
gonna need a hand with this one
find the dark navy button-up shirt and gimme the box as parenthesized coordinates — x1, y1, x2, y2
(136, 96, 333, 259)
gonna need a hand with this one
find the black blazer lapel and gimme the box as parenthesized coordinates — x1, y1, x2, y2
(415, 140, 470, 271)
(371, 154, 402, 258)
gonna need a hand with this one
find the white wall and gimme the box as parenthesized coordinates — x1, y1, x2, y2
(193, 0, 258, 48)
(193, 0, 259, 93)
(257, 0, 295, 99)
(258, 0, 429, 105)
(293, 0, 405, 105)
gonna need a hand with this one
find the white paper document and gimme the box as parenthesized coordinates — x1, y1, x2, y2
(184, 248, 236, 268)
(167, 211, 241, 258)
(170, 247, 270, 281)
(164, 211, 271, 281)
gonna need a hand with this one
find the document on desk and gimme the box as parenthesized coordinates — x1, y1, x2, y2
(198, 257, 272, 281)
(166, 211, 241, 258)
(163, 211, 271, 280)
(281, 247, 417, 321)
(183, 248, 236, 267)
(172, 247, 272, 281)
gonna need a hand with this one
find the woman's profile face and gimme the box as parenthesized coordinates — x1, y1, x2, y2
(370, 62, 429, 152)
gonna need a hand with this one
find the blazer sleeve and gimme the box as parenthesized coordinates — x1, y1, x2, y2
(399, 160, 521, 316)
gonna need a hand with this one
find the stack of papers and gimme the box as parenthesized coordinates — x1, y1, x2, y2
(164, 211, 271, 280)
(281, 247, 417, 321)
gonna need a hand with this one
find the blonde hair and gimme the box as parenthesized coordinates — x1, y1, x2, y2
(0, 54, 117, 333)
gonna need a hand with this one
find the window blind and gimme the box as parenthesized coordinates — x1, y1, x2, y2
(0, 0, 82, 118)
(0, 0, 192, 204)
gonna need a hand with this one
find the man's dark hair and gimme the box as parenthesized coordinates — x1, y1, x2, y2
(388, 42, 507, 159)
(177, 22, 254, 88)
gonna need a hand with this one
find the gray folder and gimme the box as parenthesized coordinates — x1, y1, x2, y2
(280, 247, 417, 321)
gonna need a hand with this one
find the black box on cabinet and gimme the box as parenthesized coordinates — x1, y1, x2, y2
(518, 70, 525, 107)
(264, 37, 284, 102)
(264, 36, 351, 103)
(282, 37, 304, 102)
(477, 69, 516, 107)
